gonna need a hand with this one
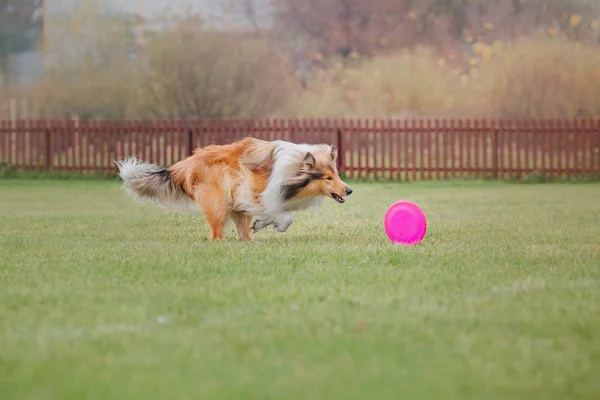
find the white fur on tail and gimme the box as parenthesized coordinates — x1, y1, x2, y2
(115, 157, 198, 212)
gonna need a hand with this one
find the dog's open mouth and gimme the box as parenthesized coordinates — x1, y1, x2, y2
(331, 193, 345, 203)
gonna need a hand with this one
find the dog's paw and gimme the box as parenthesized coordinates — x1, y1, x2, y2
(251, 219, 271, 233)
(273, 221, 291, 232)
(273, 212, 294, 232)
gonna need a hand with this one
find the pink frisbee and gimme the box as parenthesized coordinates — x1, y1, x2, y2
(384, 201, 427, 245)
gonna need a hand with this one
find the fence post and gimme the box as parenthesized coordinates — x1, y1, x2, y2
(492, 128, 499, 179)
(336, 128, 344, 172)
(187, 128, 194, 156)
(44, 128, 51, 170)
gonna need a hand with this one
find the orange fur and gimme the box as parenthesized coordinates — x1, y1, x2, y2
(167, 138, 274, 240)
(117, 137, 352, 241)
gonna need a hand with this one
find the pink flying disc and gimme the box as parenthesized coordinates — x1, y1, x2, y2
(384, 201, 427, 245)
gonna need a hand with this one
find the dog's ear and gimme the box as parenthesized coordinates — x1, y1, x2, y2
(301, 152, 316, 171)
(330, 145, 338, 161)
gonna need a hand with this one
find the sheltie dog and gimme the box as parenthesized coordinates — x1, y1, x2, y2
(115, 137, 353, 241)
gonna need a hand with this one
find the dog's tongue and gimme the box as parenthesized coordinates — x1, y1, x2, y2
(335, 195, 345, 203)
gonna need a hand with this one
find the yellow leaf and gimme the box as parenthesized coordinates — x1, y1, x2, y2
(481, 47, 493, 61)
(483, 22, 494, 30)
(570, 14, 582, 27)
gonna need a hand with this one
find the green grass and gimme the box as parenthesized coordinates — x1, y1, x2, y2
(1, 180, 599, 400)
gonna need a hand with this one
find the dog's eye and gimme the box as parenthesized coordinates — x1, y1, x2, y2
(326, 177, 333, 180)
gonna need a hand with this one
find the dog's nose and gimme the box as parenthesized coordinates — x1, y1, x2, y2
(346, 186, 353, 196)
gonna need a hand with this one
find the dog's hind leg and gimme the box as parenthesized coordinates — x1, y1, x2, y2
(196, 185, 229, 241)
(231, 212, 253, 241)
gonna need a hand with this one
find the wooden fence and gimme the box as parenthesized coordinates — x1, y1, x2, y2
(1, 119, 599, 180)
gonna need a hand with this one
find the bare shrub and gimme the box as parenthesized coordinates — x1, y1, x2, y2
(24, 3, 296, 119)
(288, 47, 456, 117)
(130, 26, 297, 119)
(30, 0, 135, 119)
(461, 34, 600, 118)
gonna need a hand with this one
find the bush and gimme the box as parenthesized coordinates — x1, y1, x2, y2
(26, 0, 136, 119)
(130, 28, 297, 119)
(461, 34, 600, 118)
(33, 69, 133, 119)
(288, 47, 457, 117)
(20, 4, 297, 120)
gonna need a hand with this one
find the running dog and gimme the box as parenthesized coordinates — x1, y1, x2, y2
(116, 137, 352, 240)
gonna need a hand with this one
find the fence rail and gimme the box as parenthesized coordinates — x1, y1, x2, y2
(1, 118, 599, 180)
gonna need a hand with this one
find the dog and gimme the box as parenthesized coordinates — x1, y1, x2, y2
(115, 137, 353, 240)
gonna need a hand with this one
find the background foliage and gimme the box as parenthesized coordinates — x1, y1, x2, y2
(1, 0, 600, 119)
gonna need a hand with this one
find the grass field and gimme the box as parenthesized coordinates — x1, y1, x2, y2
(1, 179, 599, 399)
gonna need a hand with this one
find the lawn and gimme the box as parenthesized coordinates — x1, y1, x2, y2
(1, 179, 599, 400)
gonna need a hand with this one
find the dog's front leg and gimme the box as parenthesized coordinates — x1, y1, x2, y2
(251, 212, 294, 233)
(273, 212, 294, 232)
(251, 218, 272, 233)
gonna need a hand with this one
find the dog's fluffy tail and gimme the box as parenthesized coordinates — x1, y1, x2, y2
(115, 158, 197, 212)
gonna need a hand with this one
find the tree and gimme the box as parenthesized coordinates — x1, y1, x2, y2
(530, 0, 600, 42)
(271, 0, 419, 59)
(132, 22, 296, 118)
(48, 0, 136, 71)
(34, 0, 137, 118)
(420, 0, 470, 40)
(0, 0, 43, 86)
(0, 0, 42, 36)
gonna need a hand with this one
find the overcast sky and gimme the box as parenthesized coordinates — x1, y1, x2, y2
(48, 0, 272, 28)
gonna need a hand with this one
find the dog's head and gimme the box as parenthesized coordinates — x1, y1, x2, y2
(282, 144, 353, 203)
